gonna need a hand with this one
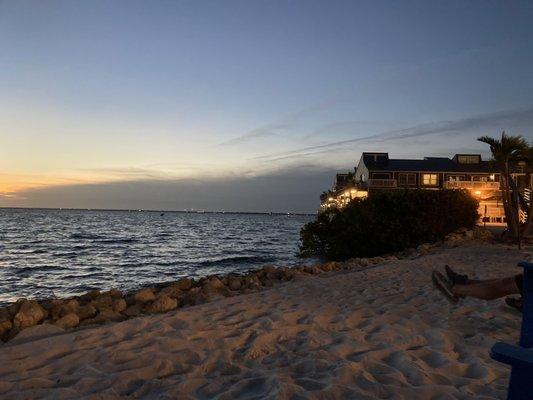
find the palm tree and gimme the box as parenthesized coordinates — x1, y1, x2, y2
(478, 132, 529, 238)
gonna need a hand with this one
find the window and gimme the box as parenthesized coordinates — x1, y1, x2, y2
(422, 173, 438, 186)
(457, 155, 480, 164)
(398, 174, 407, 185)
(398, 173, 416, 186)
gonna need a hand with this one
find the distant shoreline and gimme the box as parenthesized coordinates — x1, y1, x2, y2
(0, 207, 316, 217)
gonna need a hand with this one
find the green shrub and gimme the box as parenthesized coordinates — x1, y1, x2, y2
(299, 189, 479, 260)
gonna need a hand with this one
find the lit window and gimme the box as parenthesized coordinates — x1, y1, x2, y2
(422, 174, 438, 185)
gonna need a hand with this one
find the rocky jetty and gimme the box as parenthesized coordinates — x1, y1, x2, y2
(0, 226, 492, 342)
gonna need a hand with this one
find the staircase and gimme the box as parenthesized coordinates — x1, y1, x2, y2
(520, 188, 531, 224)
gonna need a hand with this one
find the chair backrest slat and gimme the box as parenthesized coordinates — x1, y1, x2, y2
(518, 261, 533, 348)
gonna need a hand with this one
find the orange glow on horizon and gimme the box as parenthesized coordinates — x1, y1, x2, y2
(0, 172, 129, 198)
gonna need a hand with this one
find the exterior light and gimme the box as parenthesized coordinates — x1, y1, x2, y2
(490, 174, 495, 181)
(328, 197, 334, 202)
(474, 190, 481, 196)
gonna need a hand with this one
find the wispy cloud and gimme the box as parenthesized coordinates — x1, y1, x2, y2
(254, 107, 533, 162)
(219, 93, 353, 146)
(219, 122, 292, 146)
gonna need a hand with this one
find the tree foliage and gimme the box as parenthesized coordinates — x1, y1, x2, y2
(299, 189, 479, 260)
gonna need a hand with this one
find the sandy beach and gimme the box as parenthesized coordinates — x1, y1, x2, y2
(1, 241, 531, 400)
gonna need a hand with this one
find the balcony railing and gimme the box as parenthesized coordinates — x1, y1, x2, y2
(368, 179, 397, 188)
(444, 181, 500, 190)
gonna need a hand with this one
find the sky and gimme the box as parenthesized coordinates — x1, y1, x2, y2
(1, 0, 532, 213)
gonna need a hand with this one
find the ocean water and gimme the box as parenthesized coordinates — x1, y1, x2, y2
(0, 208, 314, 305)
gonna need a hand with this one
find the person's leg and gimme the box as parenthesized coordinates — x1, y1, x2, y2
(453, 276, 520, 300)
(445, 265, 503, 285)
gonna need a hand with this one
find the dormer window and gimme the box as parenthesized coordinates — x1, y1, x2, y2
(456, 155, 480, 164)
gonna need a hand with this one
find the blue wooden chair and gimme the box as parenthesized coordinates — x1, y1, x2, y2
(491, 261, 533, 400)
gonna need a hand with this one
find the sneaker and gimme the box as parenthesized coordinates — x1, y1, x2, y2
(432, 270, 459, 304)
(445, 265, 469, 285)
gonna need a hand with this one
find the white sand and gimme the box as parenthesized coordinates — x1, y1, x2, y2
(0, 242, 531, 400)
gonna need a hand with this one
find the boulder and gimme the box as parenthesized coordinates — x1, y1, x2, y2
(242, 275, 261, 290)
(145, 295, 178, 314)
(8, 298, 26, 317)
(304, 265, 321, 275)
(54, 313, 79, 329)
(79, 289, 101, 302)
(158, 285, 183, 299)
(321, 262, 338, 272)
(202, 276, 225, 292)
(50, 299, 79, 320)
(112, 298, 127, 313)
(293, 265, 305, 273)
(445, 233, 463, 242)
(279, 267, 295, 281)
(0, 319, 13, 337)
(77, 304, 97, 320)
(227, 277, 242, 291)
(13, 300, 47, 330)
(371, 257, 385, 265)
(104, 288, 123, 299)
(262, 265, 277, 274)
(0, 307, 10, 321)
(259, 277, 273, 287)
(93, 309, 124, 324)
(174, 278, 194, 291)
(123, 304, 142, 317)
(133, 288, 156, 303)
(89, 296, 113, 312)
(182, 288, 208, 306)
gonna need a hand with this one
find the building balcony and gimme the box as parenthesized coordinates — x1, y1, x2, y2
(368, 179, 397, 188)
(443, 181, 500, 190)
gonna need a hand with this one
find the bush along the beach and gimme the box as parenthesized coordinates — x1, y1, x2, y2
(299, 189, 479, 261)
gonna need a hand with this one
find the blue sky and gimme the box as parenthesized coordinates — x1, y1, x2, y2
(0, 1, 532, 212)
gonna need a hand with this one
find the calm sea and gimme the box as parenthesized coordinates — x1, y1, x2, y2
(0, 208, 314, 305)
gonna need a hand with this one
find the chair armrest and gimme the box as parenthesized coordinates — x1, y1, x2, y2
(518, 261, 533, 271)
(491, 342, 533, 368)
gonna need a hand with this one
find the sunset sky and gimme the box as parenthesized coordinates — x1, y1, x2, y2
(1, 1, 532, 212)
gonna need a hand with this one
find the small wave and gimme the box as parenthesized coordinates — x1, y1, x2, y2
(70, 232, 102, 240)
(51, 251, 80, 258)
(31, 249, 48, 254)
(196, 255, 274, 267)
(14, 265, 69, 276)
(95, 238, 139, 244)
